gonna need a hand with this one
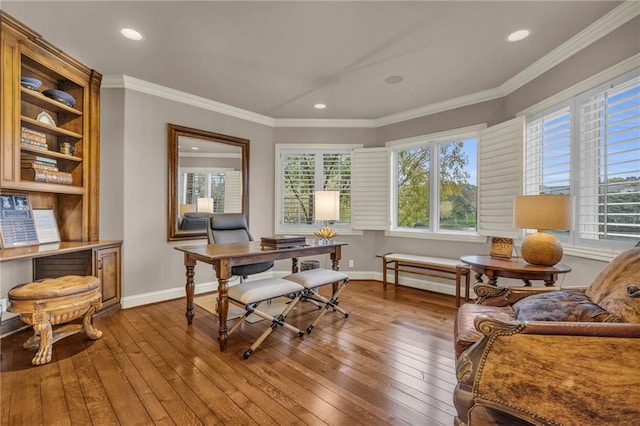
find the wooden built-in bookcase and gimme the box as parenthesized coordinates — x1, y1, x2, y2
(0, 12, 121, 318)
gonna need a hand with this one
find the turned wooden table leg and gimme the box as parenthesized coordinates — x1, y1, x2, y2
(184, 255, 196, 324)
(216, 259, 231, 351)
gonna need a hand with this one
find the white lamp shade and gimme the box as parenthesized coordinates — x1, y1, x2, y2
(315, 191, 340, 221)
(197, 197, 214, 213)
(514, 195, 574, 231)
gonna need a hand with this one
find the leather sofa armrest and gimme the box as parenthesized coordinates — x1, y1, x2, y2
(455, 317, 640, 426)
(474, 283, 561, 306)
(473, 316, 640, 338)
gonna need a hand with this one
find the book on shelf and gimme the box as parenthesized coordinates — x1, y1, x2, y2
(22, 154, 57, 165)
(21, 167, 72, 185)
(260, 235, 307, 249)
(20, 138, 48, 150)
(21, 161, 58, 172)
(21, 127, 46, 142)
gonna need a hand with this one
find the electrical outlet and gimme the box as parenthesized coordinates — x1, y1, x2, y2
(0, 297, 7, 313)
(348, 259, 354, 268)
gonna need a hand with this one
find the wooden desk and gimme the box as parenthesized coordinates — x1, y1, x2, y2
(175, 240, 347, 351)
(460, 255, 571, 287)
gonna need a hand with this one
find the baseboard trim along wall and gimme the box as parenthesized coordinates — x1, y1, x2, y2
(120, 270, 466, 309)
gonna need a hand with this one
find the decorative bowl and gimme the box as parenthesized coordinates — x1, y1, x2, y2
(21, 77, 42, 91)
(42, 88, 76, 107)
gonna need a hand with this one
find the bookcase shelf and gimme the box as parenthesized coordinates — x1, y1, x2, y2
(1, 10, 101, 242)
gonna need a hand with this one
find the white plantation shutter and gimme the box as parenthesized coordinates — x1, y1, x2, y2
(224, 171, 242, 213)
(351, 147, 389, 230)
(524, 105, 571, 196)
(477, 116, 524, 238)
(577, 75, 640, 242)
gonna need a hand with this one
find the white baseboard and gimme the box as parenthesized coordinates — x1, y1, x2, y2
(120, 269, 466, 309)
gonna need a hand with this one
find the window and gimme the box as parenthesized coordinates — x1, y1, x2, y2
(179, 168, 242, 213)
(275, 145, 355, 234)
(525, 69, 639, 248)
(390, 129, 478, 235)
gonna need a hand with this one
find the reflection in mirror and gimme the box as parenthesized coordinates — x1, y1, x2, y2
(167, 124, 249, 241)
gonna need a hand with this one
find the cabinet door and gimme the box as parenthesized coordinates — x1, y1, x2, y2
(94, 245, 121, 313)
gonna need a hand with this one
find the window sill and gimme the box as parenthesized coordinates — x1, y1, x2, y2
(385, 229, 486, 243)
(559, 244, 622, 262)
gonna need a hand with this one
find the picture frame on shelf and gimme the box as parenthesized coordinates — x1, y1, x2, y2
(33, 208, 61, 244)
(490, 237, 514, 259)
(0, 193, 39, 248)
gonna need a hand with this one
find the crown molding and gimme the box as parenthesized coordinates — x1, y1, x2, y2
(374, 87, 504, 127)
(101, 3, 638, 129)
(272, 118, 376, 128)
(500, 0, 640, 95)
(517, 53, 640, 117)
(101, 75, 275, 127)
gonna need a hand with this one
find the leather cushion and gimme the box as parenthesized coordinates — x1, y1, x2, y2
(585, 247, 640, 323)
(513, 288, 621, 323)
(454, 303, 516, 357)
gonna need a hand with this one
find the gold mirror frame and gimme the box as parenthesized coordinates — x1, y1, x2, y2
(167, 123, 249, 241)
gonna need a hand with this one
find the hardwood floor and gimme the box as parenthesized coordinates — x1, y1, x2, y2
(1, 280, 460, 425)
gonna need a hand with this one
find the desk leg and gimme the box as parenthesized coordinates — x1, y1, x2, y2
(474, 272, 483, 284)
(216, 259, 231, 351)
(184, 255, 196, 324)
(330, 246, 342, 294)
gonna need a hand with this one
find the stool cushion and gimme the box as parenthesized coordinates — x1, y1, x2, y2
(8, 275, 100, 301)
(228, 278, 304, 305)
(283, 268, 349, 289)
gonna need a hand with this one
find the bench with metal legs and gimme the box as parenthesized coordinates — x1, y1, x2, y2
(283, 269, 349, 334)
(227, 277, 305, 359)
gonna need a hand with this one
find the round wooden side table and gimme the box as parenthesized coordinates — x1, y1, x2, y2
(460, 255, 571, 287)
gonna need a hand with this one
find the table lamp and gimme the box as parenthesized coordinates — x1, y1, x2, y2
(197, 197, 214, 213)
(513, 194, 574, 266)
(314, 190, 339, 243)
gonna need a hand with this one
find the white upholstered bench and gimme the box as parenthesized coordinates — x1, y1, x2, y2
(377, 253, 471, 307)
(283, 268, 349, 333)
(227, 277, 305, 358)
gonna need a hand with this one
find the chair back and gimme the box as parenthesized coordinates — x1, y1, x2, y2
(207, 213, 254, 244)
(206, 213, 274, 278)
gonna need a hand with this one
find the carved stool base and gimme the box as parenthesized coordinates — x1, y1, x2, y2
(8, 276, 102, 366)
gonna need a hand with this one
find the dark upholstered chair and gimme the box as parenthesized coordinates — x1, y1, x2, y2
(453, 247, 640, 426)
(206, 213, 274, 280)
(178, 212, 212, 231)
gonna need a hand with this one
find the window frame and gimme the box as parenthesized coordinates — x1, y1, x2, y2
(386, 125, 484, 242)
(524, 68, 640, 253)
(274, 144, 362, 235)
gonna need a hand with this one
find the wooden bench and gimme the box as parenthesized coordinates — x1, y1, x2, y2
(377, 253, 471, 307)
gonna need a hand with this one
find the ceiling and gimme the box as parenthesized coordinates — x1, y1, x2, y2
(2, 1, 627, 121)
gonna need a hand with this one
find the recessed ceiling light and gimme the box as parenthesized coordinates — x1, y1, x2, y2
(385, 75, 404, 84)
(314, 103, 327, 110)
(507, 29, 531, 42)
(191, 147, 199, 150)
(121, 28, 143, 41)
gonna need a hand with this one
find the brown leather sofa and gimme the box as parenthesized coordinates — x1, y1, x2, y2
(453, 247, 640, 425)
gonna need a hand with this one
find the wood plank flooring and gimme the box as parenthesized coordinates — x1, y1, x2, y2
(1, 280, 460, 425)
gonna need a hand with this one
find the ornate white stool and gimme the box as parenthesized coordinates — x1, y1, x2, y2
(8, 275, 103, 365)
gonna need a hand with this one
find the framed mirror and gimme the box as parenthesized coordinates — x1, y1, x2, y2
(167, 123, 249, 241)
